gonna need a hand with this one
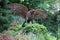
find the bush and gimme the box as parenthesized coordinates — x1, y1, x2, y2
(0, 8, 12, 32)
(23, 23, 47, 34)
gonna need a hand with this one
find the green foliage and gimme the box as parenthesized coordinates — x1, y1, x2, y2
(4, 23, 57, 40)
(22, 23, 57, 40)
(0, 8, 12, 32)
(9, 25, 22, 36)
(23, 23, 47, 34)
(57, 11, 60, 40)
(12, 25, 22, 32)
(27, 33, 57, 40)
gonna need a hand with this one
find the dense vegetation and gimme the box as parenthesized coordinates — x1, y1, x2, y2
(0, 0, 60, 40)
